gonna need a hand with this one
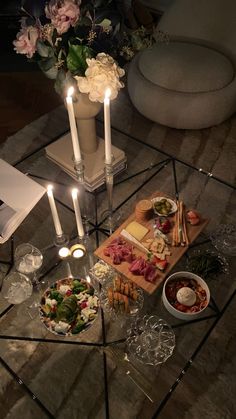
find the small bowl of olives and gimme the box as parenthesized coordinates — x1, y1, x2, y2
(151, 197, 177, 217)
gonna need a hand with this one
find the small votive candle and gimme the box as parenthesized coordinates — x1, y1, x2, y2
(58, 247, 71, 259)
(70, 244, 86, 259)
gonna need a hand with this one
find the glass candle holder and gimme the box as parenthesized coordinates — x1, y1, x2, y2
(126, 315, 175, 366)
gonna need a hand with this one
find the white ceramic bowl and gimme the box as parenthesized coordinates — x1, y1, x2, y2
(162, 271, 210, 320)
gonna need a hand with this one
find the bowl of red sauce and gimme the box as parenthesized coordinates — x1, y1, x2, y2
(162, 271, 210, 320)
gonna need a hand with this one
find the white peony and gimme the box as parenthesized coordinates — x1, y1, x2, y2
(75, 53, 125, 103)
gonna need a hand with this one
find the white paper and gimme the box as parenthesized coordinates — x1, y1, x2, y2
(0, 159, 46, 243)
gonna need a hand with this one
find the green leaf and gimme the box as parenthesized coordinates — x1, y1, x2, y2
(42, 66, 58, 79)
(71, 320, 85, 334)
(76, 16, 93, 27)
(50, 290, 63, 304)
(38, 57, 58, 79)
(54, 69, 77, 97)
(36, 40, 54, 58)
(66, 44, 94, 76)
(98, 18, 111, 28)
(38, 56, 56, 72)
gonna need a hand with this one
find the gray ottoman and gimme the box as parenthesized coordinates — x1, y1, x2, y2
(128, 0, 236, 129)
(128, 41, 236, 129)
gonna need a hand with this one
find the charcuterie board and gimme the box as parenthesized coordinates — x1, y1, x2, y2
(94, 192, 209, 294)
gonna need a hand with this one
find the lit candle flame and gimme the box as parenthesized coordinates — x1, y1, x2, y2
(105, 88, 111, 100)
(86, 275, 91, 284)
(72, 248, 85, 258)
(58, 247, 70, 258)
(47, 184, 53, 195)
(67, 86, 74, 97)
(72, 188, 78, 199)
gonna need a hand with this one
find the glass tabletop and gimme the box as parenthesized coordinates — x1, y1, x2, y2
(0, 116, 235, 419)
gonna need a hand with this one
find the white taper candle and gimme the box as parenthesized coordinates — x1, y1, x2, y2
(66, 87, 82, 162)
(71, 188, 84, 238)
(104, 88, 112, 165)
(47, 185, 63, 236)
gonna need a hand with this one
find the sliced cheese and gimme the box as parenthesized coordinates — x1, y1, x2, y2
(125, 221, 149, 241)
(120, 229, 148, 253)
(143, 237, 165, 253)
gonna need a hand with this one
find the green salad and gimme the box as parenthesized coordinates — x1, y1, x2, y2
(40, 278, 99, 336)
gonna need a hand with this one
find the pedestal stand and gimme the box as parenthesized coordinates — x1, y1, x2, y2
(45, 133, 126, 191)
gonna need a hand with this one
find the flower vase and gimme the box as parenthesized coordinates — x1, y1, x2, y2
(72, 92, 102, 154)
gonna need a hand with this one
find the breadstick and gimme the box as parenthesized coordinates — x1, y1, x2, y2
(172, 210, 178, 246)
(179, 201, 184, 245)
(182, 204, 189, 245)
(177, 200, 181, 245)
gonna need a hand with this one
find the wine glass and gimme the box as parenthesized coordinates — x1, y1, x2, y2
(14, 243, 43, 281)
(1, 272, 33, 304)
(14, 243, 43, 314)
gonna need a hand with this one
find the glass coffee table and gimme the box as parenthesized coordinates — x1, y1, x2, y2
(0, 118, 235, 419)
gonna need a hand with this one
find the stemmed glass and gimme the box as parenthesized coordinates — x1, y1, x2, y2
(14, 243, 43, 314)
(1, 271, 33, 305)
(14, 243, 43, 281)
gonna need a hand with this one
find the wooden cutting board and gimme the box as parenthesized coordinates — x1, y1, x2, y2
(94, 192, 209, 294)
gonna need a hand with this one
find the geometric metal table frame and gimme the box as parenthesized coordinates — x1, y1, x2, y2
(0, 125, 235, 419)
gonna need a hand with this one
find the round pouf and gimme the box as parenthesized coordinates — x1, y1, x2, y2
(127, 41, 236, 129)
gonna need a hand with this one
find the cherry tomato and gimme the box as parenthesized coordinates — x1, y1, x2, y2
(80, 301, 87, 309)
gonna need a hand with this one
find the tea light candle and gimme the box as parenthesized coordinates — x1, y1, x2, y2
(71, 188, 84, 238)
(47, 185, 63, 236)
(66, 86, 82, 162)
(70, 244, 86, 259)
(104, 88, 112, 165)
(58, 247, 70, 259)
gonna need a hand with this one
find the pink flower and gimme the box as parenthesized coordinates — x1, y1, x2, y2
(45, 0, 81, 35)
(13, 22, 40, 58)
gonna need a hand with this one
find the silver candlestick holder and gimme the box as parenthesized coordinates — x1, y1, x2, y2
(101, 157, 117, 235)
(74, 158, 85, 183)
(74, 158, 89, 234)
(54, 233, 69, 248)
